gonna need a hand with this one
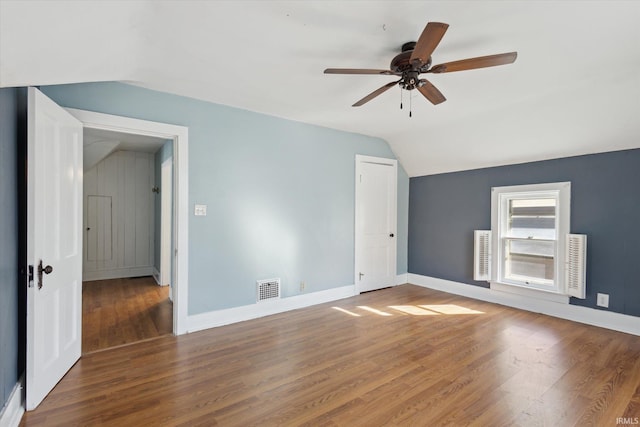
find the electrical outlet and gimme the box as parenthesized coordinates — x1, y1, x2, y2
(597, 293, 609, 308)
(300, 281, 305, 292)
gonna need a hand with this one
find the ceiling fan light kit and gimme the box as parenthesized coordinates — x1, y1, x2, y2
(324, 22, 517, 115)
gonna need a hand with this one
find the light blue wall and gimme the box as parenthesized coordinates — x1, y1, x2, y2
(41, 82, 409, 315)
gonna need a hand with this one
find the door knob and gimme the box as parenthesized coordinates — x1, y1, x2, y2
(37, 260, 53, 290)
(389, 233, 395, 237)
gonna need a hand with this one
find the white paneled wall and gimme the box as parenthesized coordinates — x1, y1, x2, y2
(83, 151, 155, 281)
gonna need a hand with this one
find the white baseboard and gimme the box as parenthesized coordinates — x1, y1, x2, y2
(395, 273, 408, 285)
(408, 274, 640, 336)
(187, 285, 357, 333)
(152, 268, 161, 285)
(0, 376, 24, 427)
(83, 266, 154, 282)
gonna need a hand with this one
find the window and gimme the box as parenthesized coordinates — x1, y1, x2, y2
(491, 182, 571, 294)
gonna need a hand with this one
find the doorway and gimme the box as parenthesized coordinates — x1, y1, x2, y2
(26, 89, 190, 410)
(81, 128, 174, 353)
(66, 107, 190, 335)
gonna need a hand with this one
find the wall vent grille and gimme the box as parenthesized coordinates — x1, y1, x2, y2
(473, 230, 491, 281)
(257, 278, 281, 302)
(566, 234, 587, 299)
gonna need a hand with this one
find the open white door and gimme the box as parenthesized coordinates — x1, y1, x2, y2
(26, 87, 83, 410)
(355, 155, 397, 293)
(161, 157, 173, 288)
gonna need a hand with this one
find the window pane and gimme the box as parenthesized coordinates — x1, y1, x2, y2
(508, 198, 556, 239)
(509, 239, 554, 257)
(504, 239, 555, 283)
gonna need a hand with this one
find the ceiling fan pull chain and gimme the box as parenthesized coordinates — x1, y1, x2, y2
(409, 92, 412, 117)
(400, 88, 403, 110)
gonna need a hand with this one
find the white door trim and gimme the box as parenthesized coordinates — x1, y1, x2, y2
(354, 154, 398, 293)
(65, 108, 189, 335)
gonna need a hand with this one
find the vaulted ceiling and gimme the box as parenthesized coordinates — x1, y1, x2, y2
(2, 1, 639, 176)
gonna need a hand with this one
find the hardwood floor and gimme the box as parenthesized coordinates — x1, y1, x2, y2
(22, 285, 640, 426)
(82, 276, 173, 353)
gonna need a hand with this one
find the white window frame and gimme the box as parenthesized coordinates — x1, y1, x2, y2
(491, 182, 571, 296)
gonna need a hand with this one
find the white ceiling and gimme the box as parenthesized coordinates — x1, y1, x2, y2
(2, 0, 639, 177)
(84, 128, 168, 153)
(83, 128, 167, 171)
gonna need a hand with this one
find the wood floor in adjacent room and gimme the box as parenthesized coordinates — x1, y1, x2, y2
(22, 284, 640, 426)
(82, 276, 173, 354)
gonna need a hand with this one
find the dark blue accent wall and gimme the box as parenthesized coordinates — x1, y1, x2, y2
(409, 149, 640, 317)
(0, 87, 24, 410)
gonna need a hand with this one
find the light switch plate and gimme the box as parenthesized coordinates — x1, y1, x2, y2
(194, 204, 207, 216)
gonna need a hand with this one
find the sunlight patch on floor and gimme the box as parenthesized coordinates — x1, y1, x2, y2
(357, 306, 393, 316)
(332, 307, 361, 317)
(419, 304, 485, 315)
(388, 305, 440, 316)
(331, 304, 485, 316)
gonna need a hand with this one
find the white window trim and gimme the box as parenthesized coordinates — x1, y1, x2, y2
(491, 282, 569, 304)
(490, 182, 571, 300)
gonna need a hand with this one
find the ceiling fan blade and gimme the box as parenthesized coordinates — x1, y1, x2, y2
(410, 22, 449, 66)
(417, 79, 446, 105)
(324, 68, 398, 75)
(353, 81, 400, 107)
(428, 52, 517, 73)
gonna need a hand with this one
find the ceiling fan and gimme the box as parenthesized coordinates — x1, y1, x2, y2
(324, 22, 517, 111)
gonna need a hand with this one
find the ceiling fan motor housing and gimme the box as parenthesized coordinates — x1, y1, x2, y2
(391, 43, 431, 91)
(390, 47, 432, 73)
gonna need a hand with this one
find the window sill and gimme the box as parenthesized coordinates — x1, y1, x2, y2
(490, 281, 569, 304)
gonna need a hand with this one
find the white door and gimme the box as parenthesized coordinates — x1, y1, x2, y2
(26, 87, 83, 410)
(160, 157, 173, 288)
(355, 155, 397, 293)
